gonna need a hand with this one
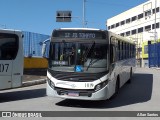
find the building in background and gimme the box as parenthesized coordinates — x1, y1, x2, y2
(22, 31, 50, 69)
(106, 0, 160, 67)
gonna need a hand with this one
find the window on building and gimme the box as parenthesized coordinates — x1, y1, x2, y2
(153, 8, 155, 14)
(121, 20, 125, 25)
(116, 22, 120, 27)
(131, 29, 137, 35)
(152, 7, 159, 14)
(131, 16, 137, 22)
(120, 33, 124, 36)
(108, 26, 110, 30)
(145, 10, 151, 17)
(152, 23, 160, 29)
(138, 27, 143, 33)
(145, 25, 151, 31)
(138, 13, 143, 19)
(156, 7, 160, 13)
(126, 31, 130, 36)
(144, 45, 148, 54)
(126, 18, 130, 24)
(111, 24, 115, 29)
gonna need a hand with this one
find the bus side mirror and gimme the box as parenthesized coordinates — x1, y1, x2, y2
(42, 43, 46, 58)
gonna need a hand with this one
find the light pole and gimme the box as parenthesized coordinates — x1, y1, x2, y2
(83, 0, 86, 28)
(154, 0, 158, 67)
(144, 0, 158, 67)
(154, 0, 157, 43)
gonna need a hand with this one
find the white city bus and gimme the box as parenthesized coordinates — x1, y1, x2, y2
(0, 29, 23, 90)
(43, 28, 136, 100)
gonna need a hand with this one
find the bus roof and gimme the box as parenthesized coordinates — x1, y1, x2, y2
(59, 28, 101, 31)
(0, 29, 22, 33)
(109, 31, 135, 44)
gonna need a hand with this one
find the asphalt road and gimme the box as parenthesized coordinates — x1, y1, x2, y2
(0, 68, 160, 119)
(23, 69, 47, 82)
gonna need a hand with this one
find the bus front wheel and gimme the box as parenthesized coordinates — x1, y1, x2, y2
(127, 68, 132, 84)
(110, 77, 120, 99)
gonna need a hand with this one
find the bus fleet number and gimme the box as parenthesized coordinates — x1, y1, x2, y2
(0, 64, 9, 72)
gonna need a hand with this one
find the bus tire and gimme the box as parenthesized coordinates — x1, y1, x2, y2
(115, 78, 120, 95)
(127, 68, 132, 84)
(110, 77, 120, 99)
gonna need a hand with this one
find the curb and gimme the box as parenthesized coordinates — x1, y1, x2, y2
(22, 79, 46, 87)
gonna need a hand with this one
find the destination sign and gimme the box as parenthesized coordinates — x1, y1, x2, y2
(53, 30, 106, 39)
(65, 32, 96, 39)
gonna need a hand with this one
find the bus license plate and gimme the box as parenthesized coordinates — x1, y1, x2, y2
(68, 92, 79, 97)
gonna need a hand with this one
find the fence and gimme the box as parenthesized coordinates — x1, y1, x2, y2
(148, 42, 160, 67)
(23, 31, 50, 57)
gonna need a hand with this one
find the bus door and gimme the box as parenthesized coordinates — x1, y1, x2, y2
(0, 33, 18, 90)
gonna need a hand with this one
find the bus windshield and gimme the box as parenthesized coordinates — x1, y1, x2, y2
(49, 42, 108, 73)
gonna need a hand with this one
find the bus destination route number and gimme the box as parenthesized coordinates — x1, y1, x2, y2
(0, 64, 9, 72)
(65, 32, 96, 39)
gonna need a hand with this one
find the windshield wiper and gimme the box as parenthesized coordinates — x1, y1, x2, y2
(83, 41, 95, 62)
(86, 42, 96, 71)
(86, 58, 100, 71)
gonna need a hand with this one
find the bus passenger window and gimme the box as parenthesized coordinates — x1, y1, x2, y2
(121, 42, 124, 60)
(0, 37, 18, 60)
(118, 41, 120, 60)
(110, 44, 115, 63)
(124, 43, 126, 59)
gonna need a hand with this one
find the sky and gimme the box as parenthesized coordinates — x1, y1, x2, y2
(0, 0, 147, 35)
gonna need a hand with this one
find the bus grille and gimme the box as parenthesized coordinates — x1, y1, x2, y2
(54, 87, 94, 97)
(48, 69, 106, 82)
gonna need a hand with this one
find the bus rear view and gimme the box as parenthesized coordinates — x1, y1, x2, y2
(0, 29, 23, 90)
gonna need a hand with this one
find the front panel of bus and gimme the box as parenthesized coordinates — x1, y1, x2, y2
(47, 29, 110, 100)
(0, 30, 23, 90)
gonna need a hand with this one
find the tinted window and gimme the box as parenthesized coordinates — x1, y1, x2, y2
(145, 25, 151, 31)
(138, 13, 143, 19)
(152, 23, 160, 29)
(120, 33, 124, 36)
(138, 27, 143, 33)
(0, 33, 19, 60)
(111, 24, 115, 29)
(153, 7, 160, 14)
(126, 31, 130, 36)
(131, 16, 137, 21)
(121, 20, 125, 25)
(116, 23, 119, 27)
(145, 10, 151, 17)
(132, 29, 137, 35)
(156, 7, 159, 13)
(144, 45, 148, 54)
(126, 18, 130, 23)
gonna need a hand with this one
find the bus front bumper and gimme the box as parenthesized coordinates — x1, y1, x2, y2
(46, 81, 110, 101)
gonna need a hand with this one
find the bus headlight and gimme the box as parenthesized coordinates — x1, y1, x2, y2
(47, 77, 55, 89)
(94, 80, 108, 92)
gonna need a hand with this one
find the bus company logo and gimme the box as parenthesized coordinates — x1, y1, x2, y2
(2, 112, 11, 117)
